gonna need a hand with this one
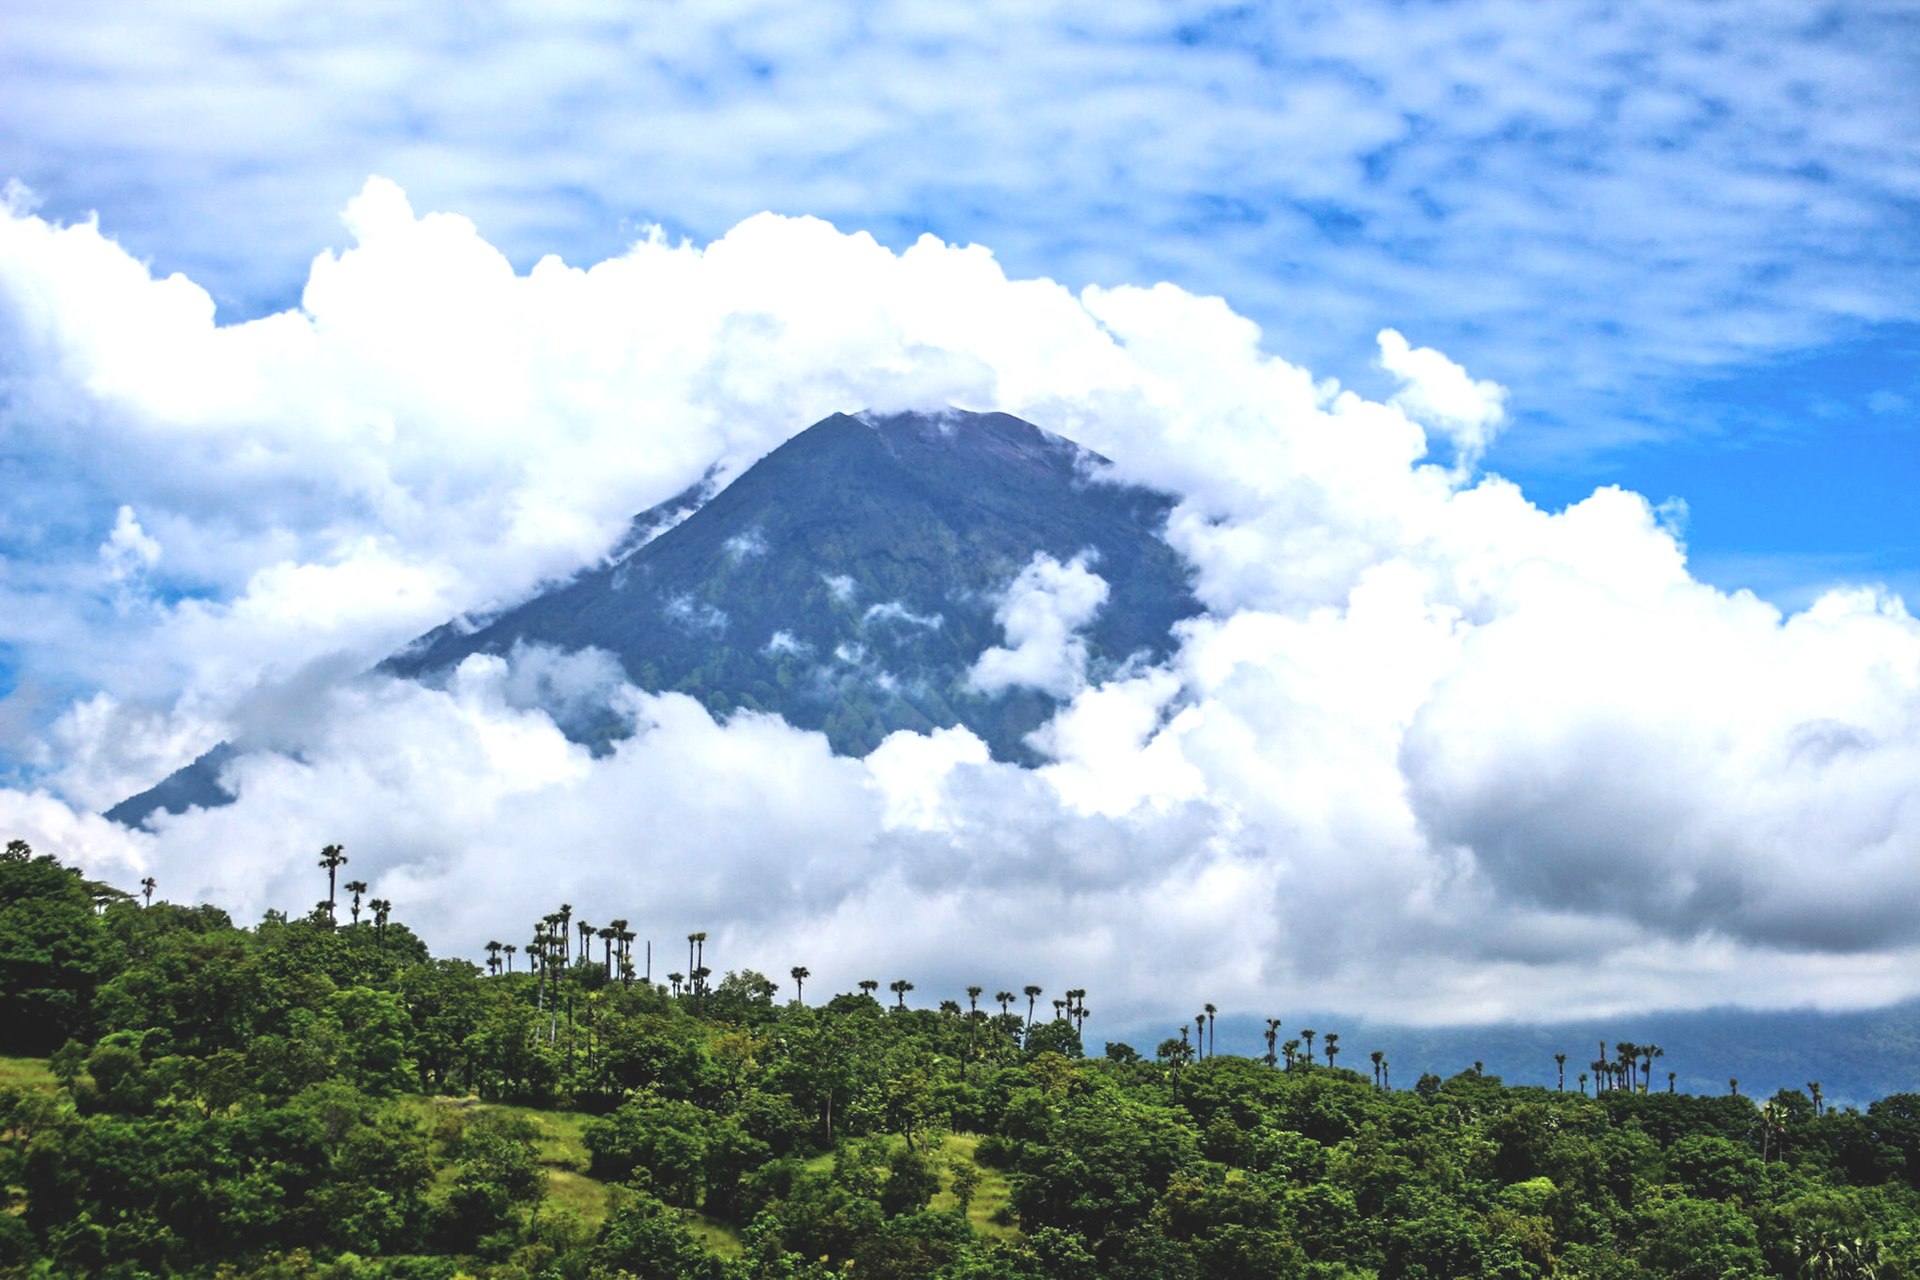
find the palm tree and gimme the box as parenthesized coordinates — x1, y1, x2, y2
(939, 1000, 961, 1017)
(1282, 1039, 1300, 1071)
(1024, 985, 1043, 1028)
(1729, 1077, 1739, 1097)
(1578, 1072, 1588, 1096)
(890, 979, 914, 1009)
(1203, 1002, 1217, 1059)
(1808, 1082, 1824, 1116)
(558, 903, 573, 963)
(996, 991, 1014, 1017)
(1370, 1049, 1385, 1087)
(668, 972, 684, 995)
(503, 942, 517, 972)
(343, 879, 368, 925)
(369, 897, 391, 941)
(318, 844, 348, 925)
(1645, 1044, 1663, 1092)
(140, 876, 156, 907)
(790, 966, 810, 1005)
(1555, 1053, 1567, 1091)
(577, 919, 594, 964)
(1300, 1029, 1316, 1070)
(1324, 1032, 1340, 1069)
(859, 979, 879, 1001)
(966, 985, 983, 1014)
(1052, 998, 1066, 1021)
(1195, 1015, 1206, 1057)
(485, 940, 503, 975)
(1667, 1071, 1676, 1094)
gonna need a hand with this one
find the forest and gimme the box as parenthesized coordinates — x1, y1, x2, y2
(2, 838, 1917, 1279)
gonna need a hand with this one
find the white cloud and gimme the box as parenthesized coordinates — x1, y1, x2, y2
(968, 553, 1111, 699)
(98, 505, 161, 583)
(861, 601, 942, 630)
(3, 186, 1919, 1027)
(1377, 328, 1507, 472)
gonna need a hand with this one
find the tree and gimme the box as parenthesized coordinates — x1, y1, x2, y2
(1324, 1032, 1340, 1069)
(368, 897, 391, 941)
(996, 990, 1014, 1016)
(860, 979, 879, 1001)
(1203, 1002, 1217, 1059)
(1264, 1018, 1281, 1067)
(317, 845, 348, 925)
(342, 879, 368, 925)
(1300, 1029, 1316, 1070)
(485, 940, 503, 976)
(1024, 984, 1043, 1028)
(889, 979, 914, 1009)
(1555, 1052, 1567, 1091)
(790, 965, 810, 1005)
(1370, 1049, 1385, 1087)
(140, 876, 156, 907)
(966, 984, 983, 1014)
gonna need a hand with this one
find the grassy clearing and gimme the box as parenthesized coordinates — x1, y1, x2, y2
(400, 1102, 1009, 1255)
(0, 1058, 54, 1091)
(801, 1132, 1018, 1242)
(930, 1133, 1019, 1242)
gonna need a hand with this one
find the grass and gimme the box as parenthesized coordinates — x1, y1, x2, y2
(402, 1099, 1009, 1256)
(801, 1131, 1018, 1242)
(0, 1058, 54, 1091)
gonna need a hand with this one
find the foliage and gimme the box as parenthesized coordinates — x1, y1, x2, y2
(2, 839, 1917, 1278)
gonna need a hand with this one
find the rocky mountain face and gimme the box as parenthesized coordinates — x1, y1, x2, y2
(108, 409, 1201, 827)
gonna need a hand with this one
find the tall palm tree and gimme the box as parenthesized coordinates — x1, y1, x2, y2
(996, 991, 1014, 1016)
(893, 979, 915, 1009)
(599, 925, 618, 978)
(694, 932, 708, 988)
(486, 940, 503, 975)
(1282, 1039, 1300, 1070)
(1324, 1032, 1340, 1069)
(318, 844, 348, 925)
(558, 903, 573, 964)
(369, 897, 391, 941)
(1729, 1077, 1739, 1097)
(1808, 1082, 1824, 1116)
(577, 919, 594, 964)
(343, 880, 368, 925)
(1667, 1071, 1676, 1094)
(859, 979, 879, 1001)
(687, 933, 698, 988)
(790, 966, 810, 1005)
(1645, 1044, 1664, 1093)
(1301, 1029, 1316, 1070)
(1195, 1015, 1206, 1057)
(1264, 1019, 1281, 1067)
(1024, 985, 1043, 1027)
(1555, 1053, 1567, 1091)
(140, 876, 156, 907)
(1204, 1002, 1217, 1059)
(668, 972, 684, 995)
(966, 985, 983, 1014)
(503, 943, 517, 972)
(1578, 1072, 1588, 1096)
(1370, 1049, 1385, 1087)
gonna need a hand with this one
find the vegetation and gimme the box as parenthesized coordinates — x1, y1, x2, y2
(3, 837, 1919, 1278)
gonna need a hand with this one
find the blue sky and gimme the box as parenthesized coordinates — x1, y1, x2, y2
(3, 0, 1915, 605)
(2, 1, 1919, 1023)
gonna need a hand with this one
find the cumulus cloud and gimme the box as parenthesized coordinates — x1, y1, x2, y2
(969, 553, 1111, 699)
(1377, 328, 1507, 472)
(3, 186, 1919, 1027)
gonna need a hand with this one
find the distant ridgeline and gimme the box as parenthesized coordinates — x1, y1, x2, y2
(106, 409, 1202, 828)
(4, 838, 1919, 1279)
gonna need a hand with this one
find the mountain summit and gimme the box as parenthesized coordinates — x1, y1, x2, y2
(109, 409, 1201, 825)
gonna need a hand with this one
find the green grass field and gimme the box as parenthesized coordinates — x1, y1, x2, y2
(0, 1058, 54, 1091)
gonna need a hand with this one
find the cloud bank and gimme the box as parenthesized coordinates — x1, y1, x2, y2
(2, 184, 1918, 1028)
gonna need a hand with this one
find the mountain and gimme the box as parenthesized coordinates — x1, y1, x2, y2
(107, 409, 1202, 827)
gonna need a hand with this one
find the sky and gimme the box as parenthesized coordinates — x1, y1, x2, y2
(1, 0, 1917, 1031)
